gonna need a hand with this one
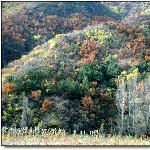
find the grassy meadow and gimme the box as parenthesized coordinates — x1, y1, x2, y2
(2, 129, 150, 146)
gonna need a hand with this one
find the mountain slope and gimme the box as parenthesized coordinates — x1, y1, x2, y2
(2, 2, 150, 67)
(1, 2, 150, 135)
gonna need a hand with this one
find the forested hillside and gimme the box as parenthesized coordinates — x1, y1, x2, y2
(1, 1, 150, 145)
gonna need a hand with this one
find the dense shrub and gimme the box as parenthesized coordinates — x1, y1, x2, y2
(77, 62, 105, 82)
(105, 56, 122, 79)
(56, 78, 84, 99)
(2, 98, 22, 127)
(1, 55, 120, 131)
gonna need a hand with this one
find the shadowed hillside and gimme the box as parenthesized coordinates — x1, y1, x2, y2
(2, 1, 124, 67)
(4, 2, 149, 67)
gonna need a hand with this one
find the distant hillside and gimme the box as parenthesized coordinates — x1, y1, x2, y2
(2, 2, 149, 67)
(2, 21, 149, 81)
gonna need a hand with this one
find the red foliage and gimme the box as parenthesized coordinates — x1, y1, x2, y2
(144, 49, 150, 63)
(144, 56, 150, 61)
(41, 98, 52, 111)
(124, 29, 146, 55)
(130, 58, 140, 66)
(78, 39, 100, 65)
(116, 23, 141, 35)
(2, 10, 111, 66)
(80, 39, 100, 55)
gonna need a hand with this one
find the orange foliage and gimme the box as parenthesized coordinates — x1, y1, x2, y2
(116, 24, 141, 35)
(41, 98, 52, 111)
(125, 34, 146, 53)
(82, 96, 93, 107)
(31, 90, 41, 99)
(45, 15, 57, 21)
(78, 58, 88, 65)
(130, 58, 140, 66)
(80, 39, 100, 55)
(144, 48, 150, 63)
(144, 56, 150, 61)
(87, 53, 96, 62)
(115, 23, 147, 56)
(145, 48, 150, 55)
(2, 83, 16, 94)
(79, 53, 96, 64)
(78, 39, 99, 65)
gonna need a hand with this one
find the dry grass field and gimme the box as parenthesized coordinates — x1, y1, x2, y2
(2, 131, 150, 146)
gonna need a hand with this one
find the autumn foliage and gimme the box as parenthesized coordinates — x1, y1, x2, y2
(41, 98, 52, 111)
(31, 90, 41, 99)
(82, 96, 93, 107)
(2, 83, 16, 94)
(79, 39, 100, 65)
(2, 2, 150, 136)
